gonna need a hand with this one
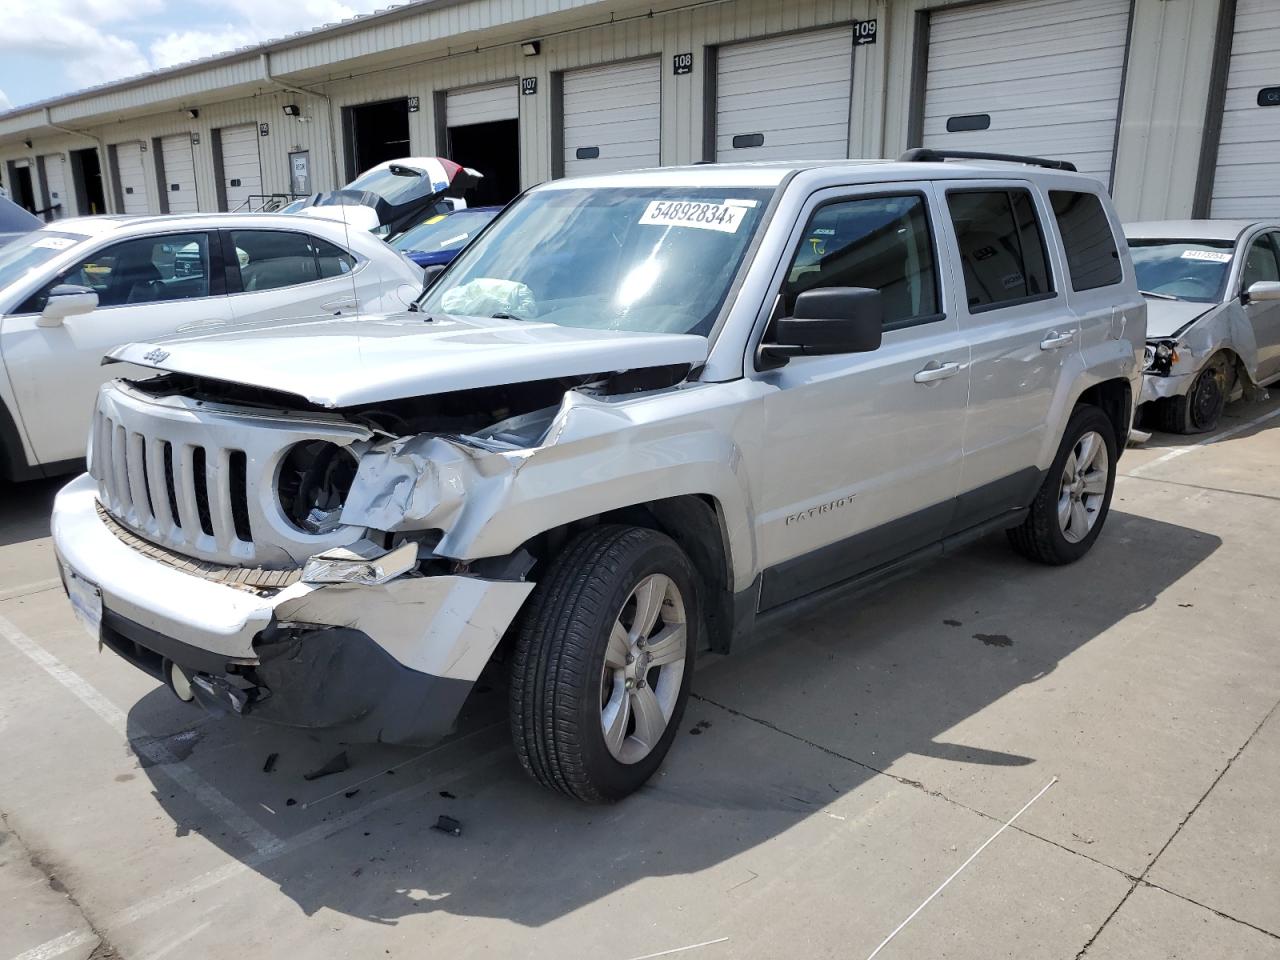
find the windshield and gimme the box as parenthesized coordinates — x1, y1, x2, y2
(1129, 239, 1234, 303)
(393, 209, 497, 254)
(419, 187, 774, 335)
(345, 164, 437, 206)
(0, 231, 83, 293)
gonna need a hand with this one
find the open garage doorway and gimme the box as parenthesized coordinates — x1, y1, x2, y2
(343, 98, 411, 180)
(6, 162, 36, 213)
(442, 82, 520, 206)
(70, 148, 106, 214)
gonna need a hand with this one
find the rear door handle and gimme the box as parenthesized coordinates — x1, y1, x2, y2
(1040, 330, 1075, 350)
(914, 361, 961, 383)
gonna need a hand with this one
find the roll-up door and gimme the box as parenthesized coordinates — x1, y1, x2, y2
(219, 123, 262, 212)
(715, 27, 854, 162)
(922, 0, 1131, 185)
(562, 59, 661, 176)
(446, 83, 519, 126)
(160, 133, 199, 214)
(41, 156, 67, 220)
(114, 142, 149, 214)
(1210, 0, 1280, 217)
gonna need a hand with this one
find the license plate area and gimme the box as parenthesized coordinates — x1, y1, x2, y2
(61, 561, 103, 639)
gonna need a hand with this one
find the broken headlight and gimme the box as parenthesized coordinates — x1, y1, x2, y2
(1144, 340, 1179, 376)
(278, 440, 359, 534)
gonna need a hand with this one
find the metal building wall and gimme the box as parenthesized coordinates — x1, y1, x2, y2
(0, 0, 1236, 222)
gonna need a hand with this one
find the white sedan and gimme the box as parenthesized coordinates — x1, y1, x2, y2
(0, 213, 425, 479)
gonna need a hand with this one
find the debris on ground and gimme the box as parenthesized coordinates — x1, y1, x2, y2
(439, 790, 456, 799)
(943, 619, 962, 627)
(432, 815, 462, 837)
(263, 753, 278, 774)
(303, 751, 350, 781)
(285, 798, 297, 807)
(975, 633, 1013, 647)
(345, 789, 361, 799)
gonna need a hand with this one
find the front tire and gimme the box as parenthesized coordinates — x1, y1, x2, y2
(1157, 352, 1233, 434)
(509, 525, 698, 803)
(1008, 405, 1118, 565)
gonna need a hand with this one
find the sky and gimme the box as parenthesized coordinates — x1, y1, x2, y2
(0, 0, 398, 112)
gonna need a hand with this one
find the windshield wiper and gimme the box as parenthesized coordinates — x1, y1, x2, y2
(491, 312, 524, 321)
(1140, 290, 1179, 301)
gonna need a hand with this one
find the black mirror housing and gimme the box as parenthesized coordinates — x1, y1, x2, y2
(421, 263, 446, 290)
(763, 287, 883, 366)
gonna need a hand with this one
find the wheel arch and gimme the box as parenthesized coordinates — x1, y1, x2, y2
(509, 493, 737, 655)
(0, 397, 41, 482)
(1072, 377, 1132, 453)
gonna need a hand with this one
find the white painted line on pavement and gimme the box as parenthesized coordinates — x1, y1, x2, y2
(7, 930, 96, 960)
(0, 613, 283, 859)
(0, 579, 61, 603)
(1125, 404, 1280, 478)
(864, 777, 1059, 960)
(8, 739, 508, 960)
(625, 937, 731, 960)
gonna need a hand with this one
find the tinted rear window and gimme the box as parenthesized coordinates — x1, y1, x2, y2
(947, 190, 1053, 310)
(1050, 191, 1123, 291)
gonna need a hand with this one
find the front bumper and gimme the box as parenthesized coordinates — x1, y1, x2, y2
(53, 473, 535, 743)
(1139, 368, 1198, 405)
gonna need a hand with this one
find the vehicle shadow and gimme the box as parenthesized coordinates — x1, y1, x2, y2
(0, 477, 62, 549)
(127, 509, 1218, 929)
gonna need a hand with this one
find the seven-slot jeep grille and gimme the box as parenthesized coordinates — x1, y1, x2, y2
(90, 382, 370, 568)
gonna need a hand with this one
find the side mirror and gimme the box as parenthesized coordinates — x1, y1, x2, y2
(1245, 280, 1280, 303)
(421, 263, 446, 291)
(38, 284, 98, 327)
(760, 287, 884, 367)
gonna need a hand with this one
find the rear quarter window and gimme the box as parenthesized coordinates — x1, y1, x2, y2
(1050, 191, 1123, 291)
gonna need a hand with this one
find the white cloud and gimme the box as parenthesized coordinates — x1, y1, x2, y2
(149, 29, 257, 69)
(0, 90, 11, 112)
(2, 0, 393, 104)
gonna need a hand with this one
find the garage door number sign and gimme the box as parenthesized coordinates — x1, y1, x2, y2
(853, 19, 877, 45)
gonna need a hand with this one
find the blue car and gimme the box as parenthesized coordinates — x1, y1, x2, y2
(391, 206, 501, 268)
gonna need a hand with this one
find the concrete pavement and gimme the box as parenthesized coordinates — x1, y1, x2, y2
(1, 396, 1278, 960)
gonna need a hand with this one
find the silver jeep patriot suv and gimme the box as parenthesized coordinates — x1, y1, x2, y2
(52, 151, 1145, 802)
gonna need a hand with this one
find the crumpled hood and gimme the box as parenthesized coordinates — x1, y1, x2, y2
(1145, 298, 1218, 339)
(106, 313, 708, 408)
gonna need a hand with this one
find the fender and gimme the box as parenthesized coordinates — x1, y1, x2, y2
(341, 379, 768, 592)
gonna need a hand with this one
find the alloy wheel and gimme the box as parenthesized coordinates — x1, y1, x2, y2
(1057, 430, 1109, 544)
(599, 573, 688, 764)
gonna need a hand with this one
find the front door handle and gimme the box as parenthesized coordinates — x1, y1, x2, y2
(914, 361, 961, 383)
(322, 297, 358, 313)
(1040, 330, 1075, 350)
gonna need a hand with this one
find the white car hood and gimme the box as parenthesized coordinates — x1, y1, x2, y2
(106, 313, 709, 408)
(1145, 298, 1217, 339)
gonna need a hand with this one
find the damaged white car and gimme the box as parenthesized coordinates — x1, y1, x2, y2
(1128, 220, 1280, 433)
(52, 155, 1144, 802)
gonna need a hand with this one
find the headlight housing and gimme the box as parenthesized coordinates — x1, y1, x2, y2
(277, 440, 359, 534)
(1145, 340, 1180, 375)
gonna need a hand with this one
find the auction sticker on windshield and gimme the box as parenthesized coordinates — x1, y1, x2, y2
(1181, 250, 1232, 263)
(640, 200, 747, 233)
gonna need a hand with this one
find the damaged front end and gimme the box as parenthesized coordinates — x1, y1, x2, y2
(62, 359, 694, 744)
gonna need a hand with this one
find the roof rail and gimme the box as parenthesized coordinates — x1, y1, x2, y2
(898, 148, 1077, 173)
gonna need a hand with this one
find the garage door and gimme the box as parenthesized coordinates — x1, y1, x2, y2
(716, 27, 854, 162)
(219, 123, 262, 212)
(562, 59, 660, 176)
(114, 142, 149, 215)
(41, 156, 67, 220)
(1210, 0, 1280, 217)
(922, 0, 1131, 185)
(160, 134, 199, 214)
(446, 83, 519, 126)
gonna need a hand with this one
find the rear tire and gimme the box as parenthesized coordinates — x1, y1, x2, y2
(1008, 405, 1118, 565)
(509, 525, 698, 803)
(1157, 353, 1233, 434)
